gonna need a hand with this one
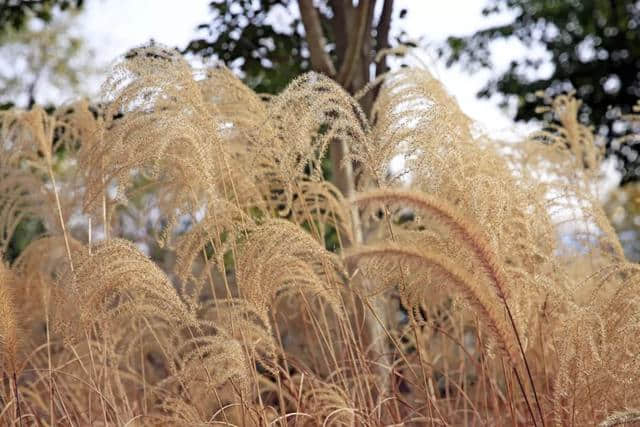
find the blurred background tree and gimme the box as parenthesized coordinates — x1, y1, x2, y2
(0, 0, 97, 109)
(0, 0, 83, 34)
(184, 0, 308, 94)
(439, 0, 640, 183)
(184, 0, 411, 107)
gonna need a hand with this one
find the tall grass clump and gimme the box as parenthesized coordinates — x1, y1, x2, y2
(0, 44, 639, 426)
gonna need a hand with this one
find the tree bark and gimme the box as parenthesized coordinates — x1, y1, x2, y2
(328, 0, 351, 69)
(337, 0, 372, 89)
(298, 0, 336, 76)
(375, 0, 394, 77)
(352, 0, 376, 113)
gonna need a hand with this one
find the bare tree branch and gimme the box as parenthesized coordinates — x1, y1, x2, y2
(298, 0, 336, 76)
(328, 0, 351, 68)
(354, 0, 376, 112)
(374, 0, 393, 77)
(337, 0, 372, 89)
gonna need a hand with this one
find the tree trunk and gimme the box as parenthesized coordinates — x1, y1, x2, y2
(298, 0, 394, 411)
(298, 0, 336, 76)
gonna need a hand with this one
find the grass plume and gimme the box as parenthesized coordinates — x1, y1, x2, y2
(0, 43, 637, 425)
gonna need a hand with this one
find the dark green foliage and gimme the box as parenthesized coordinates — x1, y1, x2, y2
(440, 0, 640, 182)
(183, 0, 308, 94)
(184, 0, 409, 96)
(5, 217, 45, 262)
(0, 0, 83, 35)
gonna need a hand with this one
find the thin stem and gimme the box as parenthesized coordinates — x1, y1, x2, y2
(13, 370, 23, 427)
(504, 303, 545, 426)
(47, 166, 74, 272)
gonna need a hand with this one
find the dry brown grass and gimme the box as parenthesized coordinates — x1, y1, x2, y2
(0, 44, 639, 426)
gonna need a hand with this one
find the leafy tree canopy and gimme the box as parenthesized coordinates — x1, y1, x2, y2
(184, 0, 306, 94)
(0, 0, 83, 34)
(0, 14, 97, 109)
(0, 0, 97, 110)
(184, 0, 410, 95)
(440, 0, 640, 182)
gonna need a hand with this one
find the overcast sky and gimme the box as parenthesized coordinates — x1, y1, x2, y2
(34, 1, 539, 137)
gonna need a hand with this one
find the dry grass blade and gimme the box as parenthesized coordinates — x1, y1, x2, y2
(0, 261, 18, 374)
(599, 409, 640, 426)
(235, 219, 345, 319)
(53, 238, 192, 342)
(346, 244, 518, 364)
(0, 45, 639, 425)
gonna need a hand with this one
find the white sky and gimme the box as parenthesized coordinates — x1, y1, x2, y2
(15, 0, 542, 138)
